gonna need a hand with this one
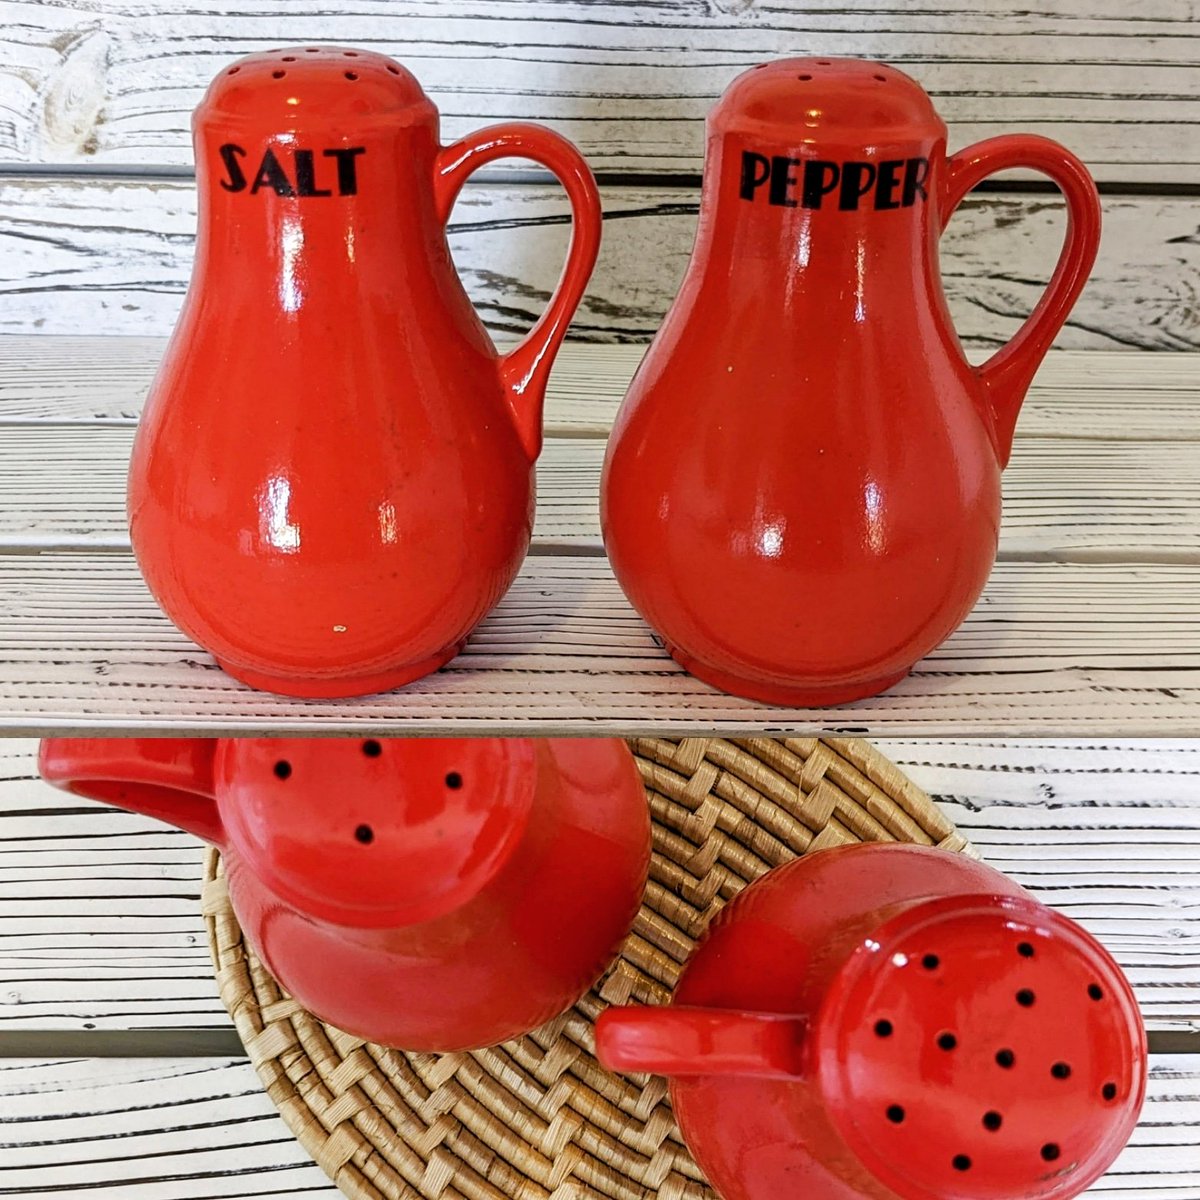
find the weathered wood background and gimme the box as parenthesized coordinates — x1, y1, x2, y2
(0, 1, 1197, 347)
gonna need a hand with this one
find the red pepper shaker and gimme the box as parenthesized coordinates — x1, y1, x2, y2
(601, 58, 1101, 706)
(598, 843, 1145, 1200)
(41, 737, 650, 1052)
(129, 48, 601, 697)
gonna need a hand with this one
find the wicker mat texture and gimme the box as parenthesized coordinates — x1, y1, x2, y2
(203, 736, 970, 1200)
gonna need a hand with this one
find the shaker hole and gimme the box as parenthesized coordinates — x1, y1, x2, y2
(874, 1019, 894, 1038)
(345, 70, 359, 80)
(445, 771, 463, 790)
(281, 56, 295, 61)
(1102, 1082, 1118, 1101)
(1051, 1062, 1072, 1080)
(362, 739, 383, 758)
(272, 70, 286, 79)
(798, 73, 812, 80)
(874, 73, 887, 82)
(996, 1048, 1016, 1069)
(1088, 983, 1105, 1001)
(817, 59, 831, 64)
(355, 824, 374, 845)
(983, 1111, 1003, 1131)
(937, 1032, 957, 1051)
(1017, 941, 1035, 958)
(922, 953, 940, 970)
(387, 64, 400, 73)
(1041, 1144, 1061, 1163)
(273, 760, 292, 780)
(1016, 988, 1036, 1007)
(227, 67, 240, 74)
(886, 1105, 905, 1124)
(306, 47, 320, 52)
(952, 1155, 972, 1172)
(344, 50, 359, 55)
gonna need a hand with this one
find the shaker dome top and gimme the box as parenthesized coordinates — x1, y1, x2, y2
(199, 46, 434, 124)
(711, 58, 945, 143)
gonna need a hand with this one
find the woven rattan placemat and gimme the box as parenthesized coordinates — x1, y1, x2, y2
(203, 736, 970, 1200)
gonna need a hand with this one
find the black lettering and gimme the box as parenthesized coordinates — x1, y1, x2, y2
(739, 151, 772, 200)
(293, 149, 333, 197)
(769, 156, 801, 207)
(801, 160, 840, 209)
(839, 161, 877, 210)
(902, 156, 931, 206)
(218, 143, 248, 192)
(324, 147, 366, 195)
(874, 159, 904, 210)
(250, 148, 296, 197)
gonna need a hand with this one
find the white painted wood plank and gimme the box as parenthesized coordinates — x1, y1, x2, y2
(0, 426, 1196, 558)
(0, 1055, 1193, 1198)
(0, 554, 1197, 735)
(1, 737, 1195, 1033)
(2, 1, 1197, 182)
(0, 340, 1197, 439)
(1, 177, 1197, 350)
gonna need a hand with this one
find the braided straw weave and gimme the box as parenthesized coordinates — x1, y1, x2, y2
(203, 736, 971, 1200)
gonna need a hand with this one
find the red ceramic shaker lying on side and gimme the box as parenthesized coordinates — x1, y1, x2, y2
(129, 47, 602, 698)
(601, 58, 1102, 706)
(40, 737, 650, 1051)
(597, 843, 1145, 1200)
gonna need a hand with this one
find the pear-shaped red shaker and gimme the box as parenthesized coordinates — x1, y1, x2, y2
(40, 737, 650, 1051)
(601, 58, 1101, 706)
(129, 48, 601, 697)
(598, 844, 1145, 1200)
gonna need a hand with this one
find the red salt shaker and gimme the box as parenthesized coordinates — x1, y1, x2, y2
(128, 48, 601, 697)
(598, 843, 1145, 1200)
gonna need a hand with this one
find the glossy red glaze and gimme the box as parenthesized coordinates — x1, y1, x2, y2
(596, 844, 1146, 1200)
(601, 58, 1102, 706)
(40, 736, 650, 1052)
(129, 48, 602, 698)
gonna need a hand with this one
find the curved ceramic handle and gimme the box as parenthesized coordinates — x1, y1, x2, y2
(38, 738, 223, 845)
(433, 123, 602, 460)
(595, 1005, 808, 1079)
(941, 134, 1101, 467)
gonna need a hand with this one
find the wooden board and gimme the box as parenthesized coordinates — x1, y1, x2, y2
(0, 1054, 1194, 1199)
(0, 553, 1198, 734)
(1, 737, 1196, 1034)
(1, 425, 1198, 559)
(2, 340, 1198, 439)
(2, 1, 1198, 182)
(1, 177, 1198, 349)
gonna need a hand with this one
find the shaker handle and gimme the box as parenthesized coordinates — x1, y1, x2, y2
(38, 738, 223, 845)
(432, 123, 603, 460)
(941, 135, 1101, 467)
(595, 1005, 808, 1079)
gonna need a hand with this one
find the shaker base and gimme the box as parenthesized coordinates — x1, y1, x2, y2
(216, 642, 466, 699)
(667, 646, 910, 707)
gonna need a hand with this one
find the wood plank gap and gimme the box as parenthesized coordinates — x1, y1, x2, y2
(0, 1028, 1192, 1059)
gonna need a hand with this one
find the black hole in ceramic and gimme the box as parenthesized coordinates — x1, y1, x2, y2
(282, 56, 295, 61)
(798, 73, 812, 80)
(355, 824, 374, 845)
(344, 50, 359, 55)
(817, 59, 831, 64)
(983, 1111, 1003, 1131)
(937, 1032, 957, 1051)
(1051, 1062, 1072, 1080)
(874, 73, 887, 81)
(1016, 988, 1036, 1007)
(362, 740, 382, 758)
(922, 953, 940, 970)
(1102, 1082, 1118, 1101)
(227, 67, 240, 74)
(387, 65, 400, 74)
(952, 1155, 972, 1171)
(1088, 983, 1104, 1001)
(1041, 1144, 1061, 1163)
(272, 70, 286, 79)
(1018, 941, 1035, 958)
(274, 761, 292, 780)
(445, 771, 464, 790)
(306, 47, 320, 52)
(996, 1048, 1015, 1068)
(886, 1104, 905, 1124)
(345, 70, 359, 80)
